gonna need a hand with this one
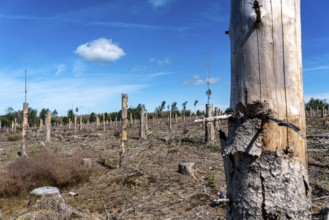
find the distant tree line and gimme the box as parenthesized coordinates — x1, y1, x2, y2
(0, 100, 209, 128)
(305, 98, 329, 110)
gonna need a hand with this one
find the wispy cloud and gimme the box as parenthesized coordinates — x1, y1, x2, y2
(0, 70, 147, 115)
(144, 71, 172, 80)
(87, 21, 191, 32)
(304, 65, 329, 72)
(131, 65, 149, 73)
(150, 57, 171, 66)
(149, 0, 176, 8)
(55, 64, 66, 76)
(72, 60, 86, 76)
(0, 14, 40, 20)
(183, 75, 220, 86)
(75, 38, 125, 64)
(304, 93, 329, 102)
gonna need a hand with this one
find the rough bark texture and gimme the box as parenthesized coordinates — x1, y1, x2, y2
(225, 0, 311, 218)
(205, 104, 216, 146)
(21, 102, 29, 157)
(214, 107, 220, 130)
(120, 93, 128, 167)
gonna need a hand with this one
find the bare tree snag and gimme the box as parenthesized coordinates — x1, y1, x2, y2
(223, 0, 311, 218)
(79, 115, 83, 130)
(205, 104, 216, 146)
(21, 102, 29, 157)
(169, 110, 172, 131)
(45, 111, 51, 143)
(140, 107, 146, 140)
(145, 110, 149, 132)
(103, 113, 106, 132)
(120, 93, 128, 167)
(214, 107, 220, 130)
(74, 114, 77, 134)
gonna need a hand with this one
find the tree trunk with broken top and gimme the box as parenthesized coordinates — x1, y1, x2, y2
(21, 102, 28, 157)
(120, 93, 128, 167)
(223, 0, 311, 219)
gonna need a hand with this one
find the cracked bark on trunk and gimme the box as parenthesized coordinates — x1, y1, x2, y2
(223, 0, 311, 219)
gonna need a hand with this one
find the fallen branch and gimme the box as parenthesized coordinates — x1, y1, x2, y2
(194, 114, 232, 123)
(101, 198, 110, 220)
(312, 195, 329, 201)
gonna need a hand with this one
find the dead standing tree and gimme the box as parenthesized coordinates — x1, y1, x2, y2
(45, 111, 51, 143)
(223, 0, 311, 219)
(120, 93, 128, 167)
(21, 70, 28, 157)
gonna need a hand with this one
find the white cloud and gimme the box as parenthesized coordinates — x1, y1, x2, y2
(150, 57, 171, 65)
(149, 0, 176, 8)
(183, 75, 220, 86)
(75, 38, 125, 64)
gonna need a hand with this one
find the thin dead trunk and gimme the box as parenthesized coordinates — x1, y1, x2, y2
(21, 102, 28, 157)
(45, 111, 51, 143)
(140, 107, 146, 140)
(205, 104, 215, 146)
(120, 93, 128, 167)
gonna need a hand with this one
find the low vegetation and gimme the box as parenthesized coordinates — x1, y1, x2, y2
(0, 150, 93, 198)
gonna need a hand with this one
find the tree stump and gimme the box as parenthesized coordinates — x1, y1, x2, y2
(178, 162, 196, 179)
(27, 186, 83, 218)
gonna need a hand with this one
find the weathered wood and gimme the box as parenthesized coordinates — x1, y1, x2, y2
(21, 102, 29, 157)
(194, 115, 232, 123)
(205, 104, 216, 146)
(224, 0, 311, 218)
(120, 93, 128, 167)
(169, 111, 172, 131)
(45, 111, 51, 143)
(140, 107, 146, 140)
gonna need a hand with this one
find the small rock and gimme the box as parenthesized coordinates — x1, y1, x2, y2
(81, 158, 93, 167)
(69, 191, 78, 196)
(0, 148, 6, 155)
(178, 162, 196, 178)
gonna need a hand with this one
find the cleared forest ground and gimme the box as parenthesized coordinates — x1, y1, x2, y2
(0, 116, 328, 219)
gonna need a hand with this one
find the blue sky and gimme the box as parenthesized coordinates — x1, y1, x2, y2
(0, 0, 328, 116)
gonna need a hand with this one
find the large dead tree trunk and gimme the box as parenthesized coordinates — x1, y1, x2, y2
(223, 0, 311, 219)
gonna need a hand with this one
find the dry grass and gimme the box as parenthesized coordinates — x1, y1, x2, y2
(0, 150, 93, 198)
